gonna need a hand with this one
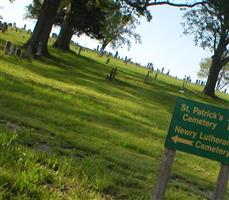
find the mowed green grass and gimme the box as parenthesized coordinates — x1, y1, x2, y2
(0, 29, 229, 200)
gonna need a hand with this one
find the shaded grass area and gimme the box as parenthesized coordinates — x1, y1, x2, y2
(0, 30, 228, 199)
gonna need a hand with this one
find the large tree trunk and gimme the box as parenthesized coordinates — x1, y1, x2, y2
(24, 0, 61, 56)
(53, 14, 75, 51)
(203, 32, 227, 97)
(203, 56, 222, 97)
(100, 40, 109, 52)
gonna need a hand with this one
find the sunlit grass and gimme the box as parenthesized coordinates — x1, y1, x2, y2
(0, 30, 228, 200)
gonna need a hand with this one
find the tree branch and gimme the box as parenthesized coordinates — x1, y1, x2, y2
(218, 82, 228, 91)
(145, 0, 208, 8)
(123, 0, 207, 10)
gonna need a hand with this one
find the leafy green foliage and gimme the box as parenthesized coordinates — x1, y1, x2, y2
(100, 10, 141, 51)
(182, 1, 229, 96)
(25, 0, 43, 20)
(25, 0, 68, 26)
(198, 58, 229, 90)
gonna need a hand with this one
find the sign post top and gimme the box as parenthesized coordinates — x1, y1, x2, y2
(165, 97, 229, 164)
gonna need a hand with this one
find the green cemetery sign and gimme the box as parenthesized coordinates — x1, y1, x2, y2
(165, 97, 229, 164)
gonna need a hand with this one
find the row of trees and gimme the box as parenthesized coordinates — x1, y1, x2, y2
(9, 0, 229, 97)
(25, 0, 142, 53)
(23, 0, 209, 56)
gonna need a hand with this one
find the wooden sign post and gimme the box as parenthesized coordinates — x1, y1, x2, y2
(213, 164, 229, 200)
(152, 148, 176, 200)
(153, 97, 229, 200)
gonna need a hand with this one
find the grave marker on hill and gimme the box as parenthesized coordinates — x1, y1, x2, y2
(153, 97, 229, 200)
(4, 41, 11, 54)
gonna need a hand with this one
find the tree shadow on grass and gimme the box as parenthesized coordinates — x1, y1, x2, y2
(0, 56, 224, 200)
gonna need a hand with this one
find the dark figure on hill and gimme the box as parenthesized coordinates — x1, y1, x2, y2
(106, 58, 110, 64)
(161, 67, 164, 74)
(115, 51, 118, 58)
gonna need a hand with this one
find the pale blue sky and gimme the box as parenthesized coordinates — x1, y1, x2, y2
(0, 0, 212, 80)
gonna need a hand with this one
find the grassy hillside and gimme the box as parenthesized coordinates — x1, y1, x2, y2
(0, 30, 228, 200)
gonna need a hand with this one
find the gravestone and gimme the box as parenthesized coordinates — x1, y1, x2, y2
(155, 69, 160, 80)
(147, 63, 154, 71)
(20, 51, 26, 58)
(115, 51, 118, 58)
(36, 42, 42, 56)
(106, 58, 110, 64)
(9, 44, 15, 55)
(4, 41, 11, 54)
(25, 45, 33, 57)
(144, 71, 150, 83)
(1, 22, 8, 33)
(78, 46, 82, 55)
(182, 76, 186, 89)
(124, 56, 128, 64)
(106, 67, 117, 81)
(161, 67, 164, 74)
(182, 76, 191, 89)
(14, 48, 22, 57)
(113, 67, 117, 80)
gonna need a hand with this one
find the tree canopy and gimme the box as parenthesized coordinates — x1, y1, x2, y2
(99, 7, 141, 51)
(121, 0, 207, 18)
(182, 0, 229, 97)
(198, 58, 229, 90)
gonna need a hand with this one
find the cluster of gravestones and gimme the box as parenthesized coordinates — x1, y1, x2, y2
(146, 63, 154, 71)
(128, 60, 140, 66)
(182, 76, 192, 89)
(98, 49, 114, 58)
(195, 79, 205, 85)
(27, 29, 32, 35)
(143, 64, 173, 83)
(134, 63, 141, 67)
(0, 21, 8, 33)
(106, 67, 117, 81)
(4, 41, 42, 58)
(124, 56, 132, 64)
(4, 41, 24, 57)
(159, 67, 170, 76)
(95, 46, 121, 60)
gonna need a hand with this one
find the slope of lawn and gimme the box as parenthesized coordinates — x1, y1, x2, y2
(0, 29, 228, 200)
